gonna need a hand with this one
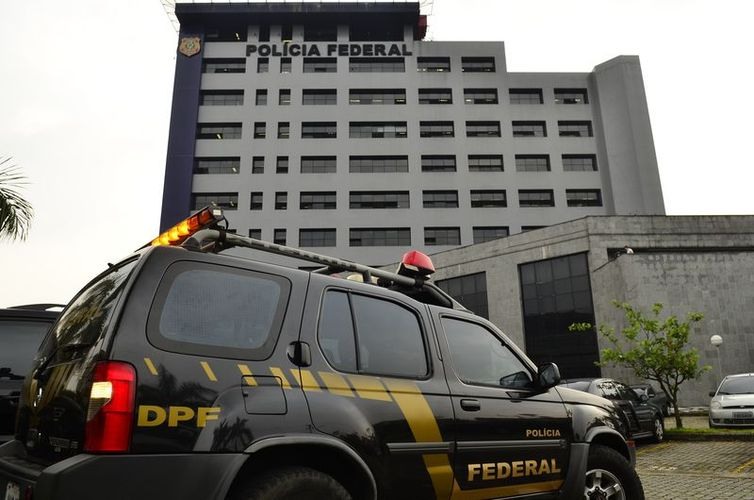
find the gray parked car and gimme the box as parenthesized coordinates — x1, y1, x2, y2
(631, 383, 670, 416)
(709, 373, 754, 427)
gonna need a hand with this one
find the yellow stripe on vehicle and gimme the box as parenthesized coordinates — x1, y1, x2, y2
(347, 375, 393, 402)
(269, 367, 292, 389)
(450, 479, 563, 500)
(290, 369, 322, 392)
(143, 358, 158, 376)
(383, 379, 453, 500)
(237, 364, 257, 386)
(318, 371, 355, 398)
(200, 361, 218, 382)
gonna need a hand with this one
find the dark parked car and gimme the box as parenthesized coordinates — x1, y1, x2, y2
(631, 383, 670, 416)
(0, 304, 62, 441)
(560, 378, 665, 442)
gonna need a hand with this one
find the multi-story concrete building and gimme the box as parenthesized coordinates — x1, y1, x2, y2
(161, 2, 665, 265)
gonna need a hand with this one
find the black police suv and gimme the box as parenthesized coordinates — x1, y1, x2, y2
(0, 304, 61, 442)
(0, 208, 644, 500)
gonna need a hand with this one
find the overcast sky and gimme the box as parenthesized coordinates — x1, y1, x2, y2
(1, 0, 752, 307)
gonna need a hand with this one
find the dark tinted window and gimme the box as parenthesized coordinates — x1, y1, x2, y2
(442, 317, 532, 388)
(152, 263, 290, 358)
(318, 291, 357, 371)
(0, 320, 52, 377)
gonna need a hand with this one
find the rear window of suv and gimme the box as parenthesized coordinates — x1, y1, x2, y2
(148, 262, 291, 359)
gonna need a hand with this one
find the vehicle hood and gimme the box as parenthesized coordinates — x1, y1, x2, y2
(714, 394, 754, 406)
(555, 386, 615, 412)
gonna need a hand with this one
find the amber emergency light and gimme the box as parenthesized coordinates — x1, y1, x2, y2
(147, 206, 224, 248)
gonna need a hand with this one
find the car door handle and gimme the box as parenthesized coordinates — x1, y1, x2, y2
(460, 399, 481, 412)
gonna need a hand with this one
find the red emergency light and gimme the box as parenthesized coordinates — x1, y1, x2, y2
(398, 250, 435, 278)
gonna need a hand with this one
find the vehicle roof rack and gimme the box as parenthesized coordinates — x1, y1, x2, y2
(182, 228, 469, 312)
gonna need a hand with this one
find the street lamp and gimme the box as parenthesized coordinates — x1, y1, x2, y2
(710, 335, 723, 384)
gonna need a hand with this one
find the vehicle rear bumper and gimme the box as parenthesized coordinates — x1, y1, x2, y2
(0, 440, 246, 500)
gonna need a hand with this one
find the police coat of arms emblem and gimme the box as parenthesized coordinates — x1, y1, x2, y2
(178, 36, 201, 57)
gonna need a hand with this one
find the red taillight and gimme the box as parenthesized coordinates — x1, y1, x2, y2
(399, 250, 436, 278)
(84, 361, 136, 453)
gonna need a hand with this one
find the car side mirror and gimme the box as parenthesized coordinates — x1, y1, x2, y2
(709, 391, 716, 397)
(538, 363, 561, 389)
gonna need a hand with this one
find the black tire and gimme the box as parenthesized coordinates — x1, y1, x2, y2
(585, 445, 645, 500)
(652, 415, 664, 443)
(229, 466, 352, 500)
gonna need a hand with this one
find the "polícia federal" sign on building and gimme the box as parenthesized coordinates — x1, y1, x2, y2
(246, 43, 413, 58)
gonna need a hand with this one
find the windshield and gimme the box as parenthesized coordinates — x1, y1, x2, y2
(718, 376, 754, 395)
(0, 320, 52, 378)
(38, 260, 137, 360)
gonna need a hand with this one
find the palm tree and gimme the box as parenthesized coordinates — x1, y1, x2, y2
(0, 157, 33, 241)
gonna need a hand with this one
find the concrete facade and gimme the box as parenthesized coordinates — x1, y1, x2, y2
(426, 216, 754, 406)
(162, 2, 665, 266)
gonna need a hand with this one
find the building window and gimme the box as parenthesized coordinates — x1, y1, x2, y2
(255, 89, 267, 105)
(248, 229, 261, 240)
(509, 88, 543, 104)
(468, 154, 504, 172)
(436, 272, 488, 318)
(349, 89, 406, 105)
(252, 157, 264, 174)
(192, 193, 238, 211)
(558, 121, 593, 137)
(421, 155, 456, 172)
(280, 24, 292, 42)
(194, 157, 240, 175)
(274, 228, 286, 245)
(302, 122, 337, 139)
(350, 191, 409, 209)
(512, 121, 547, 137)
(470, 190, 506, 208)
(303, 89, 337, 105)
(349, 57, 405, 73)
(466, 121, 500, 137)
(304, 25, 337, 41)
(301, 156, 336, 173)
(418, 88, 452, 104)
(250, 192, 263, 210)
(280, 57, 292, 73)
(562, 154, 598, 172)
(554, 88, 589, 104)
(277, 122, 290, 139)
(253, 122, 266, 139)
(196, 123, 241, 140)
(515, 155, 551, 172)
(200, 90, 244, 106)
(202, 58, 245, 73)
(420, 121, 454, 138)
(275, 192, 287, 210)
(299, 228, 336, 247)
(278, 89, 291, 105)
(464, 88, 498, 104)
(519, 253, 599, 377)
(205, 27, 246, 42)
(423, 191, 458, 208)
(519, 189, 555, 207)
(349, 156, 408, 173)
(257, 57, 269, 73)
(349, 24, 404, 41)
(303, 57, 337, 73)
(350, 228, 411, 247)
(521, 225, 546, 232)
(259, 25, 270, 42)
(461, 57, 495, 72)
(566, 189, 603, 207)
(350, 122, 407, 138)
(424, 227, 461, 246)
(473, 226, 509, 244)
(300, 191, 337, 210)
(276, 156, 288, 174)
(417, 57, 450, 72)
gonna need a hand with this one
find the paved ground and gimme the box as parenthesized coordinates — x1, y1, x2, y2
(636, 440, 754, 499)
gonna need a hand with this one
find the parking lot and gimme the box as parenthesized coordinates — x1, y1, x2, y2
(637, 440, 754, 499)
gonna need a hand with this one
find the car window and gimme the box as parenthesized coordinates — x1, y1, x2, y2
(599, 381, 620, 400)
(0, 320, 51, 378)
(151, 262, 290, 359)
(318, 290, 428, 378)
(442, 317, 532, 389)
(616, 382, 638, 402)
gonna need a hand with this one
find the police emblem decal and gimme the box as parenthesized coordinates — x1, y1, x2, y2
(178, 36, 201, 57)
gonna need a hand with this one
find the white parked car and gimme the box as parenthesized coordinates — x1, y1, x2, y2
(709, 373, 754, 427)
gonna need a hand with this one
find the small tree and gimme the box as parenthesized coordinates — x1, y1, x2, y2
(0, 157, 33, 241)
(570, 301, 707, 429)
